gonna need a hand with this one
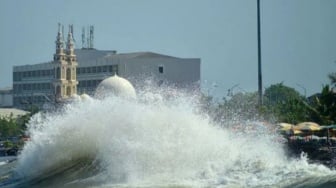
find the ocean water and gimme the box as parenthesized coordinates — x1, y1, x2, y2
(1, 87, 336, 188)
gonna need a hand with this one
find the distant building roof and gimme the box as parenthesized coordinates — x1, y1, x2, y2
(0, 108, 29, 118)
(75, 49, 182, 66)
(13, 49, 198, 69)
(114, 51, 179, 59)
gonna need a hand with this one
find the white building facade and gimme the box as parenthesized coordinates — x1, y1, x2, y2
(12, 27, 200, 109)
(75, 49, 200, 95)
(0, 88, 13, 107)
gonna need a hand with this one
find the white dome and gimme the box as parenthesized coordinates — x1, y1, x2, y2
(80, 93, 92, 101)
(95, 75, 136, 99)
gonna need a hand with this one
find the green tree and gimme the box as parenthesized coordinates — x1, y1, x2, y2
(328, 72, 336, 88)
(0, 110, 34, 138)
(211, 91, 260, 124)
(263, 83, 309, 123)
(0, 114, 20, 138)
(308, 85, 336, 125)
(264, 83, 302, 105)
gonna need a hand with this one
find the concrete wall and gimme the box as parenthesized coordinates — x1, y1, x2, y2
(0, 90, 13, 107)
(12, 50, 201, 109)
(122, 57, 200, 87)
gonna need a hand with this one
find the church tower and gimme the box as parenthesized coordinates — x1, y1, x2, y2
(65, 24, 78, 97)
(52, 23, 78, 101)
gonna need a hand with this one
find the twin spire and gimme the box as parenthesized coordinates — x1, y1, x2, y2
(55, 23, 75, 54)
(54, 23, 75, 61)
(53, 23, 78, 100)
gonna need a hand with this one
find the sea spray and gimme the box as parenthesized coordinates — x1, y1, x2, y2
(13, 87, 336, 187)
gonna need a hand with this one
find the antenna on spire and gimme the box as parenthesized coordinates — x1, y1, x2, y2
(69, 24, 75, 42)
(82, 27, 86, 49)
(58, 23, 61, 33)
(81, 25, 95, 49)
(89, 25, 94, 49)
(86, 26, 90, 49)
(62, 25, 64, 42)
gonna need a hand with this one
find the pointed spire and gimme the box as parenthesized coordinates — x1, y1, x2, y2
(57, 23, 63, 43)
(66, 24, 75, 54)
(54, 23, 65, 62)
(55, 22, 64, 50)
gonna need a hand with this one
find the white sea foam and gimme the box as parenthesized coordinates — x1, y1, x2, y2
(14, 87, 336, 187)
(0, 161, 7, 166)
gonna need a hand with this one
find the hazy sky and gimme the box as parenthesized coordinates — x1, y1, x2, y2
(1, 0, 336, 98)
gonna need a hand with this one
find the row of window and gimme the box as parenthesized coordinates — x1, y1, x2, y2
(13, 69, 54, 81)
(78, 80, 103, 88)
(54, 55, 76, 62)
(55, 85, 76, 97)
(13, 83, 52, 92)
(55, 67, 76, 80)
(13, 80, 102, 93)
(13, 95, 50, 106)
(77, 65, 118, 75)
(13, 65, 119, 81)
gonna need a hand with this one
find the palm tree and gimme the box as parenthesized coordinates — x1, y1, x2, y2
(308, 85, 336, 125)
(328, 72, 336, 88)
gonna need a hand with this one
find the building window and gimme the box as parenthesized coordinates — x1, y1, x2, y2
(158, 66, 164, 73)
(102, 66, 107, 72)
(67, 86, 71, 96)
(13, 72, 17, 81)
(82, 80, 86, 87)
(62, 67, 66, 79)
(63, 86, 66, 95)
(67, 68, 71, 80)
(56, 67, 61, 79)
(72, 68, 75, 80)
(14, 72, 21, 81)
